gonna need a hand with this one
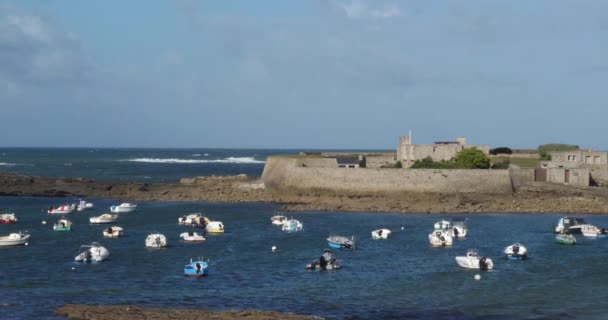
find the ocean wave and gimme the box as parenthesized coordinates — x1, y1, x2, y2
(0, 162, 17, 166)
(125, 157, 265, 164)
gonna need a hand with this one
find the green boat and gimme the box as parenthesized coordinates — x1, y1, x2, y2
(555, 233, 576, 245)
(53, 218, 72, 232)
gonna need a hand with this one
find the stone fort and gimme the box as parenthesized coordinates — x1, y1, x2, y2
(397, 135, 490, 167)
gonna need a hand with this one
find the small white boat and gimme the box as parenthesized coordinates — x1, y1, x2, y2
(205, 219, 224, 233)
(448, 218, 468, 238)
(145, 233, 167, 248)
(271, 215, 287, 226)
(282, 219, 303, 233)
(47, 204, 76, 215)
(581, 225, 607, 238)
(89, 214, 118, 224)
(0, 232, 30, 246)
(554, 217, 588, 234)
(428, 230, 453, 247)
(110, 203, 137, 213)
(74, 242, 109, 262)
(178, 213, 204, 226)
(455, 249, 493, 270)
(504, 243, 528, 260)
(103, 226, 124, 238)
(180, 231, 206, 243)
(0, 213, 17, 224)
(371, 229, 391, 239)
(77, 200, 94, 211)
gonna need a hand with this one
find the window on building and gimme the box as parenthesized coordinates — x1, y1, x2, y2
(595, 156, 601, 164)
(573, 155, 577, 161)
(567, 155, 571, 161)
(585, 156, 592, 164)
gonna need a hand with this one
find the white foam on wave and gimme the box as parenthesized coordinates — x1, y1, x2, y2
(125, 157, 265, 164)
(0, 162, 17, 166)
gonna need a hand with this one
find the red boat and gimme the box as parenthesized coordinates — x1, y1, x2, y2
(0, 213, 17, 224)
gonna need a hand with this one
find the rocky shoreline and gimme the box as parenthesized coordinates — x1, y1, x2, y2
(1, 171, 608, 214)
(55, 305, 317, 320)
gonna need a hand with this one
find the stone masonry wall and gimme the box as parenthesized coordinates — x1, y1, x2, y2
(262, 157, 513, 194)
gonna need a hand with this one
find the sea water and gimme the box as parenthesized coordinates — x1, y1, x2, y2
(2, 196, 608, 319)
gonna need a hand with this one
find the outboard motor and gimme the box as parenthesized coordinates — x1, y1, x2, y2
(453, 227, 460, 239)
(195, 263, 202, 273)
(479, 257, 489, 270)
(439, 235, 446, 246)
(512, 245, 520, 255)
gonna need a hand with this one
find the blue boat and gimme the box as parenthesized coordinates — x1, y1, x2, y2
(184, 257, 209, 277)
(327, 235, 355, 250)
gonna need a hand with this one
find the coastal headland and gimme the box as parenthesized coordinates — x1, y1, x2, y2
(1, 155, 608, 214)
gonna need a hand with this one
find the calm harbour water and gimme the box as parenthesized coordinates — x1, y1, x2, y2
(2, 196, 608, 319)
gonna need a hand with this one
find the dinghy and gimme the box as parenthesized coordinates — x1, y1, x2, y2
(47, 204, 75, 215)
(0, 213, 17, 224)
(455, 249, 493, 270)
(271, 215, 287, 226)
(110, 203, 137, 213)
(0, 232, 29, 246)
(305, 249, 341, 271)
(184, 257, 209, 277)
(371, 229, 391, 239)
(282, 219, 303, 233)
(89, 214, 118, 224)
(180, 231, 206, 243)
(103, 226, 124, 238)
(74, 242, 109, 262)
(327, 235, 355, 250)
(53, 218, 72, 231)
(555, 233, 576, 245)
(428, 230, 453, 247)
(504, 243, 528, 260)
(434, 218, 468, 238)
(145, 233, 167, 248)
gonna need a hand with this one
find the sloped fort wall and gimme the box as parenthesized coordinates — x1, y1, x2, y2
(262, 157, 514, 194)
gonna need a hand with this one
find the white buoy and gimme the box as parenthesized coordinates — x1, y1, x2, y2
(25, 242, 29, 246)
(272, 246, 277, 252)
(474, 274, 481, 281)
(42, 221, 47, 225)
(72, 267, 76, 270)
(401, 226, 404, 230)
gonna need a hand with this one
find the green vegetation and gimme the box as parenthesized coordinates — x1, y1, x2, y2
(381, 161, 403, 169)
(410, 156, 460, 169)
(491, 157, 540, 168)
(453, 148, 491, 169)
(410, 149, 491, 169)
(489, 147, 512, 155)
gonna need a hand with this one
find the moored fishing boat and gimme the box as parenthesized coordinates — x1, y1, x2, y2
(271, 215, 287, 226)
(74, 242, 109, 262)
(178, 213, 204, 226)
(281, 219, 303, 233)
(0, 232, 29, 246)
(0, 213, 17, 224)
(145, 233, 167, 248)
(184, 257, 209, 277)
(581, 225, 607, 238)
(77, 200, 94, 211)
(305, 249, 341, 271)
(455, 249, 493, 270)
(371, 228, 391, 239)
(327, 235, 355, 250)
(428, 230, 453, 247)
(434, 220, 450, 230)
(504, 243, 528, 260)
(110, 203, 137, 213)
(204, 218, 224, 233)
(47, 204, 75, 215)
(103, 226, 124, 238)
(554, 217, 589, 234)
(89, 214, 118, 224)
(180, 231, 206, 243)
(53, 218, 72, 231)
(555, 233, 576, 245)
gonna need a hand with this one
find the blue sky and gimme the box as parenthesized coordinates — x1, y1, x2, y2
(1, 1, 608, 149)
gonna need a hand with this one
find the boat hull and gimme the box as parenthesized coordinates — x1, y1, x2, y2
(0, 220, 16, 224)
(53, 226, 71, 231)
